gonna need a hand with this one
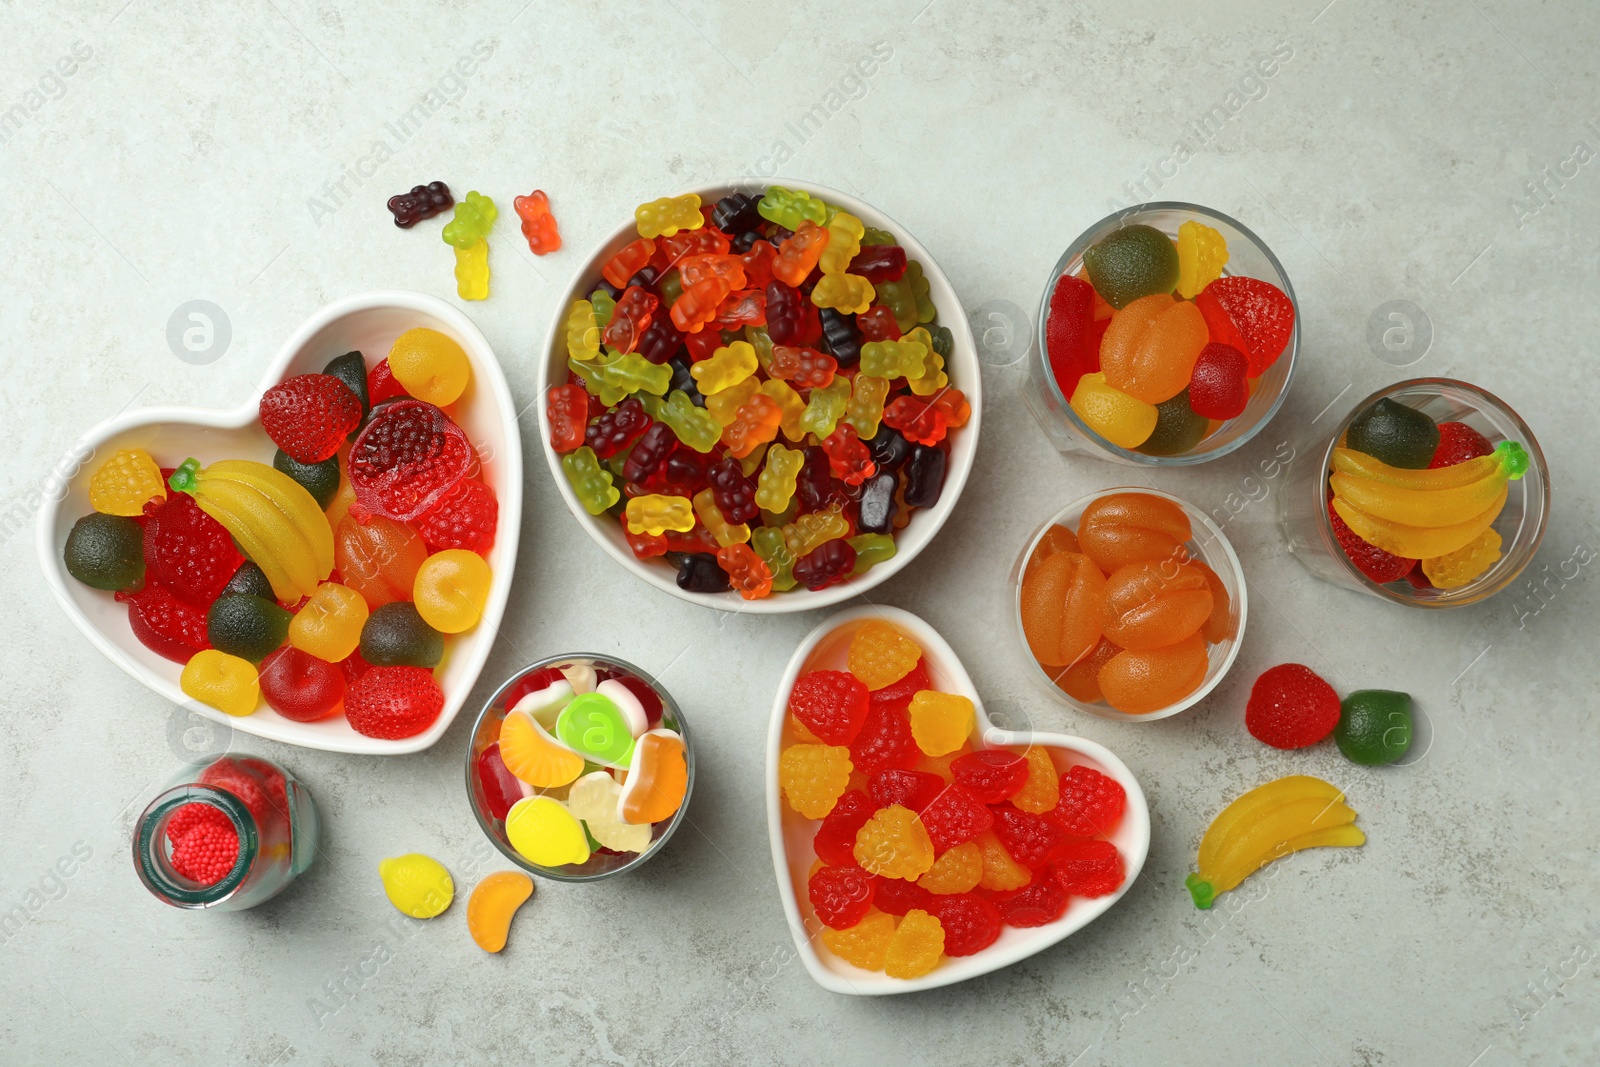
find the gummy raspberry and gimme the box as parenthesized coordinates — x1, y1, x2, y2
(813, 789, 877, 867)
(930, 893, 1002, 956)
(808, 865, 876, 930)
(847, 620, 921, 690)
(143, 492, 243, 609)
(117, 583, 211, 663)
(848, 704, 919, 776)
(853, 805, 935, 881)
(169, 819, 240, 885)
(869, 769, 945, 812)
(1052, 765, 1126, 837)
(414, 478, 498, 556)
(780, 744, 853, 820)
(1428, 421, 1494, 469)
(1052, 839, 1125, 898)
(259, 373, 363, 464)
(919, 784, 993, 853)
(993, 878, 1069, 928)
(867, 658, 930, 714)
(199, 756, 288, 827)
(367, 358, 409, 405)
(1195, 276, 1294, 376)
(345, 665, 445, 740)
(872, 877, 934, 916)
(1246, 663, 1340, 750)
(1328, 496, 1416, 584)
(991, 804, 1070, 870)
(951, 750, 1029, 805)
(789, 670, 869, 746)
(165, 802, 230, 848)
(348, 399, 475, 522)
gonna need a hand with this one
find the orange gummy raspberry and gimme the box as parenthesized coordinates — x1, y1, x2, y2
(89, 447, 167, 516)
(976, 830, 1032, 891)
(820, 910, 897, 971)
(853, 804, 935, 880)
(1010, 747, 1061, 814)
(916, 840, 983, 894)
(883, 908, 944, 979)
(779, 744, 853, 819)
(847, 620, 921, 690)
(907, 691, 974, 756)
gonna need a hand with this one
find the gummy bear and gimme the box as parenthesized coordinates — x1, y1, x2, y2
(716, 543, 773, 600)
(882, 396, 947, 447)
(798, 377, 852, 439)
(770, 345, 838, 389)
(811, 272, 875, 315)
(757, 186, 826, 230)
(635, 193, 703, 239)
(386, 181, 452, 228)
(512, 189, 561, 255)
(692, 488, 749, 548)
(441, 190, 497, 249)
(602, 286, 661, 355)
(454, 239, 489, 300)
(602, 238, 656, 289)
(859, 339, 928, 381)
(793, 538, 856, 590)
(755, 443, 804, 513)
(562, 446, 620, 516)
(821, 423, 877, 486)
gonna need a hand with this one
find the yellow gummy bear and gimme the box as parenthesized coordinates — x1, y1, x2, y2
(1422, 528, 1503, 589)
(1070, 372, 1158, 450)
(1175, 220, 1229, 299)
(625, 494, 695, 536)
(180, 650, 259, 717)
(883, 908, 944, 979)
(565, 299, 601, 362)
(820, 909, 897, 970)
(378, 853, 454, 918)
(506, 796, 591, 867)
(690, 341, 759, 395)
(88, 448, 166, 515)
(853, 805, 935, 880)
(847, 620, 922, 690)
(908, 691, 974, 756)
(779, 744, 853, 819)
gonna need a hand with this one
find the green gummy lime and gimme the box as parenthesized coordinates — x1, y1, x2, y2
(206, 593, 292, 663)
(1138, 389, 1209, 456)
(272, 449, 341, 510)
(1345, 399, 1439, 469)
(1335, 689, 1413, 765)
(1082, 224, 1181, 309)
(359, 602, 444, 668)
(64, 513, 145, 591)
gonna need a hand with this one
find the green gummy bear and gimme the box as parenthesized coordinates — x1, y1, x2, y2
(905, 260, 935, 324)
(442, 190, 497, 249)
(799, 377, 851, 438)
(848, 533, 895, 575)
(1082, 223, 1180, 309)
(757, 185, 826, 231)
(859, 340, 928, 381)
(585, 352, 672, 407)
(860, 226, 896, 247)
(875, 275, 919, 333)
(658, 268, 683, 308)
(930, 325, 954, 360)
(590, 288, 616, 328)
(561, 446, 618, 515)
(660, 390, 722, 453)
(751, 526, 797, 592)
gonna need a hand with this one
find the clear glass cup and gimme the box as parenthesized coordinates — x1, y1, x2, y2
(1280, 378, 1550, 606)
(1010, 488, 1248, 721)
(1025, 202, 1299, 465)
(465, 654, 694, 882)
(133, 755, 319, 910)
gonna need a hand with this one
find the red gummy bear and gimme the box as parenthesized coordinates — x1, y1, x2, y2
(170, 819, 240, 885)
(950, 750, 1029, 805)
(1245, 663, 1341, 749)
(117, 583, 211, 663)
(259, 373, 363, 464)
(414, 478, 498, 556)
(143, 492, 244, 609)
(344, 665, 445, 739)
(348, 399, 475, 522)
(920, 785, 993, 853)
(931, 893, 1003, 956)
(1428, 421, 1494, 469)
(814, 789, 877, 867)
(867, 659, 930, 714)
(1046, 274, 1100, 397)
(993, 879, 1069, 928)
(871, 877, 933, 916)
(848, 704, 919, 775)
(1186, 342, 1250, 420)
(1052, 765, 1126, 837)
(808, 865, 876, 930)
(789, 670, 869, 746)
(990, 804, 1070, 869)
(868, 770, 945, 813)
(1328, 496, 1416, 584)
(1052, 839, 1125, 898)
(1195, 276, 1294, 377)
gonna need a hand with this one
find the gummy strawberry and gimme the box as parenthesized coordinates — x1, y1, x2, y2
(1328, 496, 1416, 584)
(117, 583, 211, 663)
(1052, 839, 1125, 898)
(165, 802, 230, 848)
(930, 893, 1003, 956)
(1194, 276, 1294, 377)
(808, 865, 876, 930)
(951, 750, 1029, 805)
(813, 789, 877, 867)
(867, 658, 930, 714)
(872, 877, 934, 916)
(1428, 421, 1494, 469)
(994, 878, 1069, 927)
(415, 478, 498, 556)
(1246, 663, 1340, 749)
(920, 784, 993, 853)
(348, 399, 475, 522)
(869, 769, 945, 812)
(259, 373, 363, 464)
(170, 819, 240, 885)
(367, 358, 409, 405)
(143, 492, 243, 609)
(990, 804, 1070, 869)
(848, 703, 919, 775)
(345, 665, 445, 739)
(789, 670, 869, 745)
(1052, 765, 1126, 837)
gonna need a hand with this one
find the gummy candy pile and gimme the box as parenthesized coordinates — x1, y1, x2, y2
(1048, 220, 1294, 455)
(549, 185, 969, 597)
(778, 620, 1126, 979)
(1326, 396, 1527, 591)
(62, 329, 500, 738)
(1018, 492, 1234, 715)
(387, 181, 563, 301)
(473, 661, 688, 870)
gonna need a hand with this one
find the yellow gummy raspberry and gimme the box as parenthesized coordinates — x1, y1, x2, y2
(1011, 747, 1061, 814)
(908, 691, 974, 756)
(853, 804, 934, 880)
(820, 909, 897, 971)
(88, 448, 166, 516)
(847, 620, 921, 690)
(916, 841, 983, 894)
(779, 744, 852, 819)
(1175, 220, 1229, 299)
(976, 830, 1032, 891)
(1421, 528, 1502, 589)
(883, 908, 944, 979)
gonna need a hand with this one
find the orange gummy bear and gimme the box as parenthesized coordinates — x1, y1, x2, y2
(1099, 293, 1208, 404)
(917, 840, 983, 894)
(1020, 551, 1107, 668)
(1054, 636, 1122, 703)
(467, 870, 534, 953)
(780, 743, 853, 819)
(1098, 632, 1208, 714)
(847, 620, 921, 689)
(854, 804, 935, 880)
(1010, 747, 1061, 814)
(1101, 559, 1213, 651)
(1076, 492, 1192, 573)
(884, 908, 944, 979)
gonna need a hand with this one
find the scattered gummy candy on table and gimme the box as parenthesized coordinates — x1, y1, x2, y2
(1046, 220, 1294, 455)
(61, 328, 501, 739)
(549, 185, 968, 597)
(778, 619, 1128, 979)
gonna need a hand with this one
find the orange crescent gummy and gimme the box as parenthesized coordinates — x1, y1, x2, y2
(1019, 551, 1106, 668)
(498, 709, 585, 788)
(467, 871, 534, 953)
(619, 729, 688, 825)
(1098, 633, 1209, 714)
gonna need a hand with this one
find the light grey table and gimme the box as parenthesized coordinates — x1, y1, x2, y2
(3, 3, 1596, 1064)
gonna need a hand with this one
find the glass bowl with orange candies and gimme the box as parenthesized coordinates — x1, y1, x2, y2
(1010, 488, 1247, 720)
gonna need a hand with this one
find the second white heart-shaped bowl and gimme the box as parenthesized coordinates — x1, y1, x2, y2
(765, 605, 1151, 995)
(36, 291, 522, 754)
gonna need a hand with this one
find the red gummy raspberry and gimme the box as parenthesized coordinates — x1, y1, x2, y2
(993, 879, 1069, 928)
(951, 750, 1029, 805)
(1186, 342, 1250, 419)
(1428, 421, 1494, 469)
(789, 670, 869, 745)
(199, 756, 288, 827)
(170, 820, 240, 885)
(117, 583, 211, 663)
(259, 373, 363, 464)
(931, 893, 1003, 956)
(1329, 496, 1416, 584)
(920, 785, 993, 853)
(813, 789, 877, 868)
(848, 704, 919, 776)
(1246, 663, 1341, 749)
(345, 665, 445, 739)
(143, 492, 243, 609)
(991, 804, 1070, 870)
(868, 770, 945, 813)
(1053, 765, 1126, 837)
(808, 865, 876, 930)
(367, 358, 409, 404)
(867, 658, 930, 714)
(1052, 839, 1125, 898)
(414, 478, 498, 555)
(165, 802, 230, 848)
(1195, 276, 1294, 376)
(871, 877, 933, 917)
(348, 399, 475, 522)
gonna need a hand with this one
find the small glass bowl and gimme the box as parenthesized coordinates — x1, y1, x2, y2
(1025, 202, 1298, 466)
(1279, 378, 1550, 606)
(464, 654, 694, 882)
(1009, 488, 1248, 721)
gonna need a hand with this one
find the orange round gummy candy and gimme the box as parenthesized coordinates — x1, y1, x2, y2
(847, 621, 921, 690)
(1098, 633, 1209, 714)
(780, 743, 853, 819)
(975, 830, 1031, 891)
(917, 840, 983, 894)
(334, 515, 428, 609)
(1010, 747, 1061, 814)
(884, 908, 944, 979)
(1027, 523, 1080, 569)
(1020, 551, 1106, 668)
(1076, 492, 1192, 573)
(1101, 559, 1213, 651)
(854, 804, 935, 880)
(466, 870, 534, 953)
(1189, 559, 1235, 644)
(820, 909, 896, 970)
(1054, 636, 1122, 704)
(1101, 297, 1207, 404)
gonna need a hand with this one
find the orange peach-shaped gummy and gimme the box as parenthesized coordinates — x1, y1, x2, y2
(1189, 559, 1235, 644)
(1103, 299, 1208, 404)
(1027, 524, 1080, 570)
(1076, 492, 1192, 573)
(1101, 560, 1213, 652)
(1098, 633, 1209, 714)
(1053, 636, 1122, 704)
(1020, 551, 1106, 668)
(498, 709, 585, 788)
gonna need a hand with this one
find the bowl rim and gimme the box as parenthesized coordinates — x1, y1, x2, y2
(535, 180, 982, 614)
(764, 604, 1151, 995)
(1034, 200, 1300, 466)
(35, 290, 523, 754)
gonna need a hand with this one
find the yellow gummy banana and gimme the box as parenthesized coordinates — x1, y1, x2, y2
(1209, 798, 1356, 888)
(173, 458, 333, 602)
(1333, 486, 1506, 560)
(1196, 775, 1344, 876)
(1330, 446, 1505, 490)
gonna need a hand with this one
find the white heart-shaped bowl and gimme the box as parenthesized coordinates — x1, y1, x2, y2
(36, 291, 522, 754)
(765, 605, 1151, 995)
(537, 182, 981, 613)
